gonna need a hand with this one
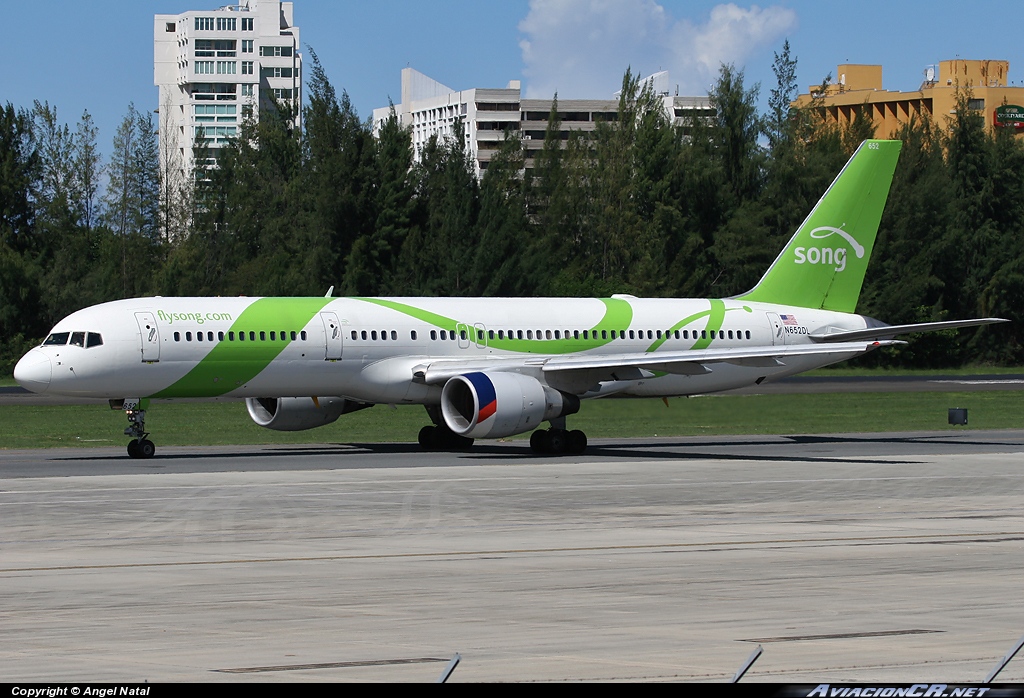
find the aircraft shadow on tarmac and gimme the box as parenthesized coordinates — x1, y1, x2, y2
(46, 435, 958, 467)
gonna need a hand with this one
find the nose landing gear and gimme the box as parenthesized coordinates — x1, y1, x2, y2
(116, 398, 156, 459)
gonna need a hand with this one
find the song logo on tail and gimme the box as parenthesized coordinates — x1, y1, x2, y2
(794, 225, 865, 272)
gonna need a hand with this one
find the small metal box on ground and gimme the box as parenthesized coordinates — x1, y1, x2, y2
(948, 408, 968, 425)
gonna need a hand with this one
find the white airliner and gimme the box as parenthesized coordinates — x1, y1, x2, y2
(14, 140, 1006, 458)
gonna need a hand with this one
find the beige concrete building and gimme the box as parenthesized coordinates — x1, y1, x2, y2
(793, 59, 1024, 137)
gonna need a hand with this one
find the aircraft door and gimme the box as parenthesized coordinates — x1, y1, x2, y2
(320, 311, 343, 360)
(135, 312, 161, 362)
(455, 322, 471, 349)
(766, 312, 788, 346)
(473, 323, 487, 348)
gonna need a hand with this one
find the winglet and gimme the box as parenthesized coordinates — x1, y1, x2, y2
(737, 140, 902, 312)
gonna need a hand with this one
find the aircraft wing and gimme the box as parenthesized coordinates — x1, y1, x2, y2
(413, 340, 902, 386)
(809, 318, 1008, 343)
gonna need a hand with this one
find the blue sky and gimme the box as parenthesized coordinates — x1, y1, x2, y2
(2, 0, 1022, 157)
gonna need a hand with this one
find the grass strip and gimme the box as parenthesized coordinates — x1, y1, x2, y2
(2, 391, 1021, 449)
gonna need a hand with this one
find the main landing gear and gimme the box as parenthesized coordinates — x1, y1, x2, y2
(118, 399, 156, 459)
(529, 427, 587, 455)
(418, 406, 474, 451)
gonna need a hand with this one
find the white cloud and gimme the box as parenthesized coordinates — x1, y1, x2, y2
(519, 1, 797, 99)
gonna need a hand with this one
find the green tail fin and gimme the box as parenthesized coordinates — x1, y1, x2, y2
(737, 139, 902, 312)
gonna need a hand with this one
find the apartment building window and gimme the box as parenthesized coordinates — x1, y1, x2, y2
(216, 17, 236, 31)
(195, 61, 215, 75)
(259, 46, 293, 57)
(194, 17, 214, 31)
(241, 83, 254, 96)
(241, 40, 253, 53)
(261, 67, 293, 79)
(195, 40, 236, 57)
(216, 61, 236, 75)
(241, 61, 254, 75)
(241, 17, 254, 31)
(269, 88, 294, 100)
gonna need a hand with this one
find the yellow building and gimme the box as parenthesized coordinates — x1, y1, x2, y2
(792, 59, 1024, 137)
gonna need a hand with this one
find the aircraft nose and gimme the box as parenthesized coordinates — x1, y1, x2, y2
(14, 349, 52, 394)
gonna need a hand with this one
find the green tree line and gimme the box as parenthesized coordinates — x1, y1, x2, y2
(2, 45, 1022, 372)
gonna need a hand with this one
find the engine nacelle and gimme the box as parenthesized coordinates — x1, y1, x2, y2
(245, 396, 372, 432)
(441, 372, 580, 439)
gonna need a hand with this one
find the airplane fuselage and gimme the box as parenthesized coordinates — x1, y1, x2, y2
(17, 294, 871, 403)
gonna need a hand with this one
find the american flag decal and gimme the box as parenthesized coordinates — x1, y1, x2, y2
(780, 314, 798, 325)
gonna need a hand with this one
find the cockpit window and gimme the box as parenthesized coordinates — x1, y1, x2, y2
(43, 332, 69, 346)
(87, 332, 103, 348)
(70, 332, 86, 347)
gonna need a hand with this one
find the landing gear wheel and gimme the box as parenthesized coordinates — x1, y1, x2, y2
(418, 424, 474, 451)
(530, 429, 550, 454)
(418, 425, 436, 449)
(568, 430, 587, 454)
(127, 439, 156, 459)
(530, 428, 588, 455)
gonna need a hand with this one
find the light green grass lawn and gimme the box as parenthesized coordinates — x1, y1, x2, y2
(1, 391, 1019, 449)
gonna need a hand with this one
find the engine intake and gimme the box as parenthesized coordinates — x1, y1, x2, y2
(441, 372, 579, 439)
(245, 396, 372, 432)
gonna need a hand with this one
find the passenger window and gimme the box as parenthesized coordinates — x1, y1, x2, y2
(574, 330, 580, 339)
(391, 331, 397, 340)
(411, 330, 417, 340)
(186, 332, 193, 341)
(217, 331, 224, 341)
(238, 332, 245, 342)
(728, 330, 734, 339)
(517, 330, 523, 339)
(70, 332, 86, 347)
(460, 330, 467, 340)
(371, 330, 378, 340)
(174, 332, 181, 342)
(489, 330, 495, 340)
(43, 332, 70, 346)
(270, 332, 276, 341)
(674, 330, 680, 339)
(351, 331, 357, 340)
(301, 331, 307, 341)
(260, 331, 266, 341)
(197, 332, 204, 342)
(601, 330, 608, 339)
(701, 330, 707, 339)
(440, 330, 447, 340)
(291, 331, 298, 341)
(249, 331, 256, 341)
(746, 330, 751, 339)
(430, 330, 437, 340)
(229, 331, 235, 341)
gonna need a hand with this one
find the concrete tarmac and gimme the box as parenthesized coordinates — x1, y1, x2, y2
(3, 431, 1024, 683)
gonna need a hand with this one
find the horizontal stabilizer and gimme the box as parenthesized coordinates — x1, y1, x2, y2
(809, 318, 1008, 343)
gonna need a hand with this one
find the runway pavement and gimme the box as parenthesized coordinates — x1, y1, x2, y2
(2, 431, 1024, 682)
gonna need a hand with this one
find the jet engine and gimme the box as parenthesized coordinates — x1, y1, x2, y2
(440, 371, 580, 439)
(245, 396, 372, 432)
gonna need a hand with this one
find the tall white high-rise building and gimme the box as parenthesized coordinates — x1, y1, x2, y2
(154, 1, 302, 186)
